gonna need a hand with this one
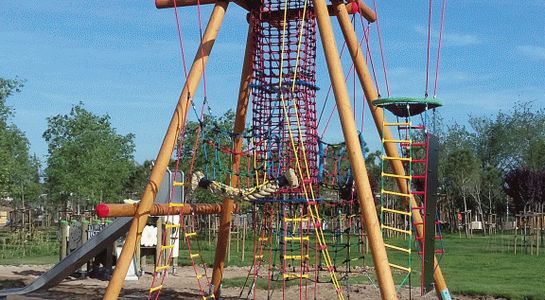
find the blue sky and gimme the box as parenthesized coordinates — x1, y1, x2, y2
(1, 0, 544, 164)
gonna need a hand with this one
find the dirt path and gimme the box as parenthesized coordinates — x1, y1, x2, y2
(0, 265, 498, 300)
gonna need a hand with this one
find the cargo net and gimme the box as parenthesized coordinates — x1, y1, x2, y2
(249, 0, 318, 195)
(244, 1, 346, 299)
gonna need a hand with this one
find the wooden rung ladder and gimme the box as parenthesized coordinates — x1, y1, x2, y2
(381, 189, 411, 198)
(284, 254, 310, 260)
(381, 172, 411, 180)
(381, 207, 412, 216)
(384, 243, 411, 254)
(185, 232, 197, 238)
(381, 155, 412, 162)
(161, 244, 175, 250)
(155, 265, 170, 272)
(381, 224, 412, 235)
(382, 138, 412, 144)
(389, 263, 411, 273)
(284, 236, 310, 241)
(149, 285, 163, 293)
(284, 217, 309, 222)
(165, 223, 181, 229)
(283, 273, 309, 280)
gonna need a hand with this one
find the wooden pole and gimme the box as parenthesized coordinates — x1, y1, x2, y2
(313, 0, 397, 299)
(102, 2, 228, 298)
(156, 218, 163, 269)
(95, 203, 231, 218)
(211, 23, 254, 297)
(332, 2, 451, 298)
(60, 220, 69, 261)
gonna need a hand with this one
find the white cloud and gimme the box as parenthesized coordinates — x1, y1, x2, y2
(517, 45, 545, 61)
(414, 26, 481, 47)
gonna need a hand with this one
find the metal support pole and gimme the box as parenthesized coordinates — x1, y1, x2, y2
(313, 0, 397, 299)
(102, 2, 228, 298)
(211, 23, 255, 297)
(332, 2, 450, 298)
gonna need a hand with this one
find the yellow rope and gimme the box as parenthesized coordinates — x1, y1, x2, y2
(277, 1, 344, 298)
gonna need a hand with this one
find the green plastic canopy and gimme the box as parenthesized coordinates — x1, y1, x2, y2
(372, 97, 442, 117)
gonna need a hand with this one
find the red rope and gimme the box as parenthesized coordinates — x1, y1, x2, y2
(320, 30, 367, 138)
(433, 0, 447, 97)
(372, 0, 390, 97)
(173, 1, 188, 79)
(425, 0, 433, 97)
(196, 0, 208, 98)
(360, 14, 381, 97)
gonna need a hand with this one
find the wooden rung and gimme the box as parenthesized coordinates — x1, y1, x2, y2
(382, 189, 411, 198)
(161, 244, 175, 250)
(197, 273, 207, 279)
(173, 181, 185, 186)
(190, 253, 200, 259)
(168, 202, 185, 207)
(149, 285, 163, 293)
(284, 217, 309, 222)
(254, 254, 264, 259)
(381, 155, 411, 162)
(185, 232, 197, 238)
(381, 224, 412, 235)
(381, 207, 411, 216)
(258, 237, 268, 242)
(203, 294, 216, 300)
(383, 139, 412, 144)
(283, 273, 309, 279)
(383, 122, 411, 127)
(389, 263, 411, 273)
(384, 243, 411, 253)
(165, 223, 181, 229)
(155, 265, 170, 272)
(382, 172, 411, 180)
(284, 236, 310, 241)
(284, 255, 310, 260)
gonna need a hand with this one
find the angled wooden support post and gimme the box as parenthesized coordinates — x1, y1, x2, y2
(102, 2, 229, 298)
(211, 23, 255, 297)
(332, 2, 451, 299)
(313, 0, 397, 299)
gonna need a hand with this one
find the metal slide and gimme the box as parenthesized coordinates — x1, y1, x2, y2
(0, 217, 132, 297)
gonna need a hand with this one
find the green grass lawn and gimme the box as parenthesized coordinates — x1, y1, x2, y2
(179, 233, 545, 299)
(440, 234, 545, 299)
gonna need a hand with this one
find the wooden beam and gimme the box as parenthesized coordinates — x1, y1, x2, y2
(102, 2, 229, 299)
(313, 0, 397, 298)
(156, 0, 251, 11)
(156, 0, 376, 23)
(95, 203, 236, 217)
(332, 1, 451, 299)
(210, 22, 255, 298)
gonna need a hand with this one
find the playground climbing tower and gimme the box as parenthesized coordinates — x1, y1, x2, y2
(100, 1, 453, 300)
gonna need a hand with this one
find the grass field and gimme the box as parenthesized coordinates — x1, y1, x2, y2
(1, 228, 544, 299)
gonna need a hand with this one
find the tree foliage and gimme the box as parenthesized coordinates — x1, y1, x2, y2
(43, 104, 136, 208)
(0, 77, 41, 206)
(436, 101, 545, 231)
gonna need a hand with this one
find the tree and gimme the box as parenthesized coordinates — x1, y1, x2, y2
(123, 160, 153, 199)
(0, 77, 41, 207)
(444, 147, 481, 236)
(43, 103, 136, 209)
(504, 168, 545, 214)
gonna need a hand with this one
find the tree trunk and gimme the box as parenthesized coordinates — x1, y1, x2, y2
(463, 194, 469, 238)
